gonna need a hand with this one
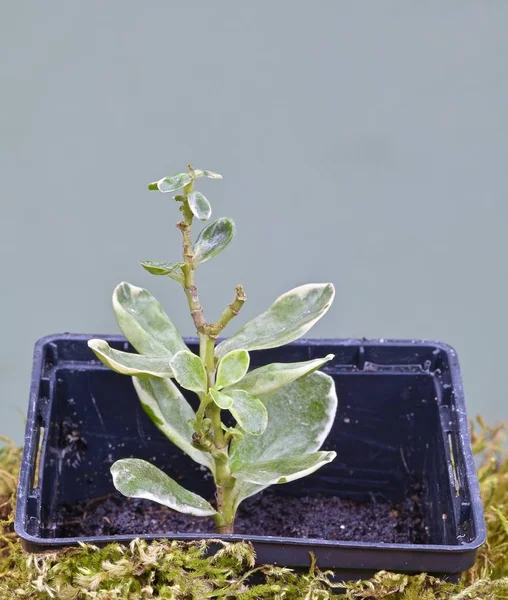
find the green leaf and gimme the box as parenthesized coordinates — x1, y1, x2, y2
(232, 451, 336, 485)
(209, 388, 233, 409)
(193, 217, 235, 265)
(113, 282, 188, 358)
(188, 191, 212, 221)
(193, 169, 223, 180)
(140, 261, 184, 282)
(170, 350, 207, 393)
(111, 458, 216, 516)
(228, 390, 268, 435)
(225, 355, 334, 396)
(215, 284, 335, 360)
(88, 339, 173, 378)
(216, 349, 250, 389)
(148, 172, 193, 193)
(133, 376, 213, 470)
(230, 371, 337, 506)
(222, 424, 245, 441)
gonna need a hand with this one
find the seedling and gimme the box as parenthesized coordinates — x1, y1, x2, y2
(89, 165, 338, 533)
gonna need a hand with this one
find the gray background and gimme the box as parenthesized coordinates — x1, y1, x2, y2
(1, 2, 507, 444)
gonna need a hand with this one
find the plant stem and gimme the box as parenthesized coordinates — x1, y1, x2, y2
(213, 473, 236, 534)
(200, 315, 238, 532)
(177, 186, 207, 334)
(175, 167, 241, 533)
(201, 326, 235, 533)
(207, 285, 247, 337)
(202, 334, 225, 449)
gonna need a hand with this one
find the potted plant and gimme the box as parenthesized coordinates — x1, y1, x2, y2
(15, 165, 485, 581)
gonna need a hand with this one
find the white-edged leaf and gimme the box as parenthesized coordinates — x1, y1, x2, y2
(148, 172, 193, 193)
(231, 371, 337, 466)
(88, 339, 173, 378)
(232, 451, 336, 485)
(111, 458, 216, 516)
(228, 390, 267, 435)
(141, 261, 184, 282)
(193, 217, 235, 265)
(113, 282, 188, 358)
(193, 169, 223, 180)
(170, 350, 207, 393)
(209, 388, 233, 409)
(216, 349, 250, 389)
(230, 371, 337, 507)
(133, 376, 213, 470)
(215, 284, 335, 360)
(188, 191, 212, 221)
(225, 355, 334, 396)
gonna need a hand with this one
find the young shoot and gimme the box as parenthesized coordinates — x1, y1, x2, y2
(88, 165, 338, 534)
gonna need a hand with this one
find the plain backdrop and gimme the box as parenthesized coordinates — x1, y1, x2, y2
(1, 2, 507, 444)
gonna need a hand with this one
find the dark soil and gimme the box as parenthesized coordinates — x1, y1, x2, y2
(58, 489, 427, 543)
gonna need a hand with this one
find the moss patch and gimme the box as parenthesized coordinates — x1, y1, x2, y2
(0, 418, 507, 599)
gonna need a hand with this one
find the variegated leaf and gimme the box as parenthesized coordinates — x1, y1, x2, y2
(193, 169, 223, 180)
(140, 261, 184, 282)
(225, 354, 334, 396)
(230, 371, 337, 507)
(170, 350, 207, 393)
(111, 459, 216, 516)
(148, 172, 193, 193)
(113, 282, 188, 358)
(216, 349, 250, 389)
(232, 451, 336, 485)
(88, 339, 173, 378)
(228, 390, 267, 436)
(215, 284, 335, 360)
(193, 217, 235, 265)
(209, 388, 233, 409)
(188, 191, 212, 221)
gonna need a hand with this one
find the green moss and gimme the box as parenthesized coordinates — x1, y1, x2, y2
(0, 418, 507, 599)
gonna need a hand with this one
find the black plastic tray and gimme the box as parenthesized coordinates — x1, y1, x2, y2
(15, 334, 486, 580)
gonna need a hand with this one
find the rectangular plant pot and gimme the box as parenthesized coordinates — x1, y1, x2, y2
(15, 334, 485, 581)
